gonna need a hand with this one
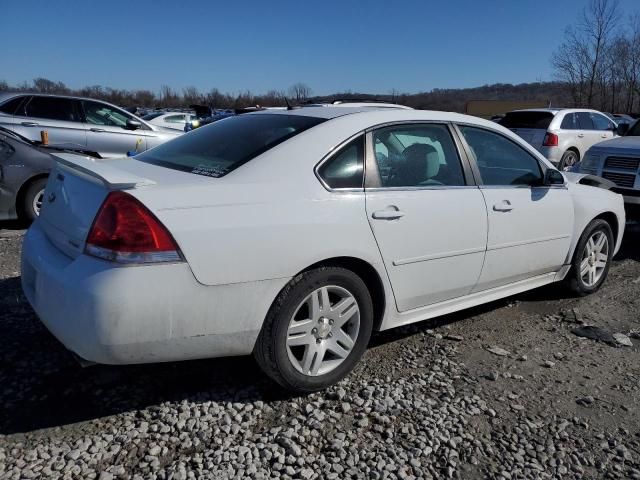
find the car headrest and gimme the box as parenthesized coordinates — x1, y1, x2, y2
(403, 143, 440, 180)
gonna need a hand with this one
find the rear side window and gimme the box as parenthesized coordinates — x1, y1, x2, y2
(499, 112, 554, 129)
(0, 96, 25, 115)
(317, 136, 364, 189)
(576, 112, 594, 130)
(23, 96, 81, 122)
(136, 114, 325, 178)
(560, 113, 576, 129)
(142, 112, 165, 120)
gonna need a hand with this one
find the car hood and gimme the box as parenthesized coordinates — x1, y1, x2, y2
(589, 135, 640, 154)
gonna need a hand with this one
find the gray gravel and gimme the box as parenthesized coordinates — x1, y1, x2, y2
(1, 222, 640, 479)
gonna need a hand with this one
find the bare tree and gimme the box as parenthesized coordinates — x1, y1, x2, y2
(552, 0, 621, 108)
(0, 80, 8, 92)
(182, 86, 202, 105)
(288, 83, 312, 102)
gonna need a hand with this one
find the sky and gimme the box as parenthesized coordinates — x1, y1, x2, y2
(1, 0, 639, 96)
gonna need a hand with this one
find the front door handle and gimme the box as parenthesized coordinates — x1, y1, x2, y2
(90, 127, 106, 133)
(601, 134, 608, 138)
(372, 208, 406, 220)
(493, 200, 513, 212)
(21, 121, 39, 127)
(577, 133, 585, 138)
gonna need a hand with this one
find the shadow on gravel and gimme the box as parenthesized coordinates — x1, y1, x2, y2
(0, 219, 30, 231)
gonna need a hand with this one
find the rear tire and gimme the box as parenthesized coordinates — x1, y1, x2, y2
(254, 267, 373, 393)
(21, 178, 48, 222)
(559, 150, 579, 170)
(565, 219, 613, 295)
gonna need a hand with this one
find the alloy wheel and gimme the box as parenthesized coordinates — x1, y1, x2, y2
(580, 231, 609, 287)
(32, 189, 45, 216)
(286, 285, 360, 376)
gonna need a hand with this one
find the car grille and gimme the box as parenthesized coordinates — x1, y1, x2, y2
(604, 156, 640, 171)
(601, 171, 637, 188)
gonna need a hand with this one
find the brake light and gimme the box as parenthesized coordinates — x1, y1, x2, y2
(543, 132, 559, 147)
(85, 191, 182, 264)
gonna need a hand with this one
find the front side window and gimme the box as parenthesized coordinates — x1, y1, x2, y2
(459, 126, 543, 186)
(372, 124, 466, 187)
(136, 114, 325, 178)
(83, 101, 133, 128)
(317, 136, 364, 189)
(23, 96, 80, 122)
(590, 113, 612, 131)
(164, 114, 186, 123)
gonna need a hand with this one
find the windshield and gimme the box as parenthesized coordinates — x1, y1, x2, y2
(626, 120, 640, 136)
(136, 113, 325, 178)
(499, 111, 554, 129)
(142, 112, 165, 120)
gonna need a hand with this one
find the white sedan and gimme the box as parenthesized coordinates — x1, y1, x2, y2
(21, 106, 625, 392)
(142, 112, 196, 131)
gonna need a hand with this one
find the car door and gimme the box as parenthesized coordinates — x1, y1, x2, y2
(364, 123, 487, 312)
(589, 112, 616, 146)
(10, 96, 87, 147)
(81, 100, 150, 157)
(456, 125, 573, 292)
(574, 112, 601, 156)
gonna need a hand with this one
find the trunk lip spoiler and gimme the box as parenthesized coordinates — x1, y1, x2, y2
(50, 153, 156, 188)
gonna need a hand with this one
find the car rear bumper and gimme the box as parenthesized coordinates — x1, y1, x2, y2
(21, 221, 287, 365)
(537, 146, 563, 165)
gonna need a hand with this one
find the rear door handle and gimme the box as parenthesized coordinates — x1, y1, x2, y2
(90, 127, 106, 133)
(493, 200, 513, 212)
(372, 208, 406, 220)
(601, 134, 608, 138)
(21, 121, 39, 127)
(577, 133, 585, 138)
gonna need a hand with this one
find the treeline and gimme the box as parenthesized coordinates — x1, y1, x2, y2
(552, 0, 640, 113)
(0, 77, 577, 113)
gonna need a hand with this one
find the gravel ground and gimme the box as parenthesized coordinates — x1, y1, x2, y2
(1, 221, 639, 479)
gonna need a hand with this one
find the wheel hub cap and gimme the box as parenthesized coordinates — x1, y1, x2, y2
(285, 285, 360, 376)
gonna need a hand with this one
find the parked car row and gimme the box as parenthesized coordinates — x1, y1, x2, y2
(0, 93, 182, 159)
(19, 104, 625, 392)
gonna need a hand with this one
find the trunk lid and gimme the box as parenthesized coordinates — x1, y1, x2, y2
(38, 154, 158, 259)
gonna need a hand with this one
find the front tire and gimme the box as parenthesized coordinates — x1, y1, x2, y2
(565, 219, 613, 295)
(559, 150, 579, 170)
(21, 178, 48, 222)
(254, 267, 374, 393)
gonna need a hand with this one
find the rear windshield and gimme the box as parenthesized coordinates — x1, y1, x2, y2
(499, 111, 554, 129)
(136, 114, 325, 178)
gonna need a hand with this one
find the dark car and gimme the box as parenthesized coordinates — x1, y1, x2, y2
(0, 126, 100, 221)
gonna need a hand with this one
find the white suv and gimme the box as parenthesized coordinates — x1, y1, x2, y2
(500, 108, 621, 169)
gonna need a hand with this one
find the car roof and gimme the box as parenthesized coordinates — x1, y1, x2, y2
(509, 108, 601, 115)
(249, 106, 498, 126)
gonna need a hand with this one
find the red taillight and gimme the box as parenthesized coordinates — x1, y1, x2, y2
(543, 132, 559, 147)
(85, 191, 182, 264)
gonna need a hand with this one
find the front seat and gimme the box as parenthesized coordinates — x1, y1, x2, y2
(395, 143, 442, 186)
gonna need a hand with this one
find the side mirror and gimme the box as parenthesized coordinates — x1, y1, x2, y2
(544, 169, 565, 186)
(616, 123, 629, 136)
(125, 119, 142, 131)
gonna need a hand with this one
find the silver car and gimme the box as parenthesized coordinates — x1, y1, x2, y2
(500, 108, 621, 169)
(0, 93, 181, 158)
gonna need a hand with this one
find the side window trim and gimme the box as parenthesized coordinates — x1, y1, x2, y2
(453, 122, 546, 188)
(314, 133, 366, 192)
(363, 121, 477, 190)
